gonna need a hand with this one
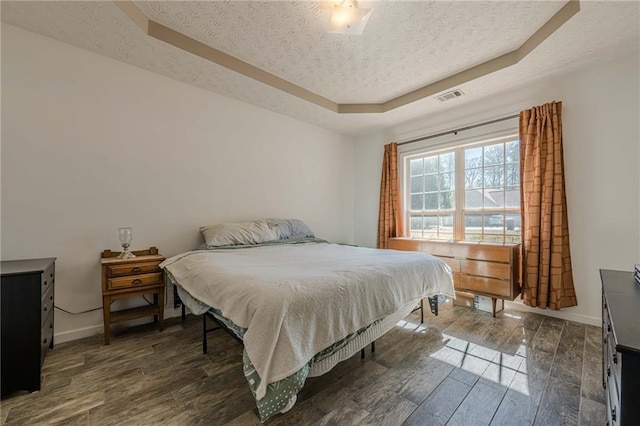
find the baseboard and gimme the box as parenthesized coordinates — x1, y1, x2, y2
(54, 324, 104, 344)
(504, 300, 601, 327)
(53, 306, 188, 344)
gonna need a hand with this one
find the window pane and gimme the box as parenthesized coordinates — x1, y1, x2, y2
(484, 188, 505, 208)
(409, 216, 423, 238)
(465, 189, 483, 209)
(439, 191, 455, 209)
(484, 214, 504, 235)
(505, 186, 520, 208)
(505, 213, 521, 233)
(484, 165, 504, 188)
(410, 176, 424, 193)
(465, 214, 483, 230)
(439, 172, 454, 191)
(422, 215, 438, 239)
(506, 141, 519, 163)
(410, 158, 423, 176)
(465, 147, 482, 169)
(424, 156, 438, 174)
(465, 167, 483, 189)
(439, 215, 454, 240)
(484, 143, 504, 165)
(506, 164, 519, 186)
(425, 193, 438, 210)
(423, 215, 437, 229)
(410, 194, 423, 210)
(439, 152, 454, 172)
(425, 174, 438, 192)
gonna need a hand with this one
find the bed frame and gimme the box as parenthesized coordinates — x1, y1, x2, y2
(190, 291, 440, 357)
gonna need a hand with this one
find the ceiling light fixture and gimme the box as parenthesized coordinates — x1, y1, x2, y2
(328, 0, 373, 35)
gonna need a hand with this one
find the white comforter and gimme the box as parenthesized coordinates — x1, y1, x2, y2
(161, 242, 454, 399)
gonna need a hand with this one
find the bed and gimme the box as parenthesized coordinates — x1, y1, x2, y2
(160, 219, 455, 421)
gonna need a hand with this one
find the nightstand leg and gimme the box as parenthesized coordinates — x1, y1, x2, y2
(491, 297, 497, 318)
(153, 293, 159, 323)
(103, 295, 111, 345)
(158, 288, 165, 332)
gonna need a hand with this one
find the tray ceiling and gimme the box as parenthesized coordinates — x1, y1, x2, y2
(2, 1, 638, 135)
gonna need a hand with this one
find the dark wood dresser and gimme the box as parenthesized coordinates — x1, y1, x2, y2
(1, 258, 56, 397)
(600, 269, 640, 426)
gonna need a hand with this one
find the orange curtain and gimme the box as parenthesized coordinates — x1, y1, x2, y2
(519, 101, 577, 309)
(377, 142, 403, 248)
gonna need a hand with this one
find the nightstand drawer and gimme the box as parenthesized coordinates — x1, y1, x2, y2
(107, 262, 161, 278)
(108, 272, 162, 290)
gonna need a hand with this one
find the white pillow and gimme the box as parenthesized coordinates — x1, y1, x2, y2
(200, 220, 279, 247)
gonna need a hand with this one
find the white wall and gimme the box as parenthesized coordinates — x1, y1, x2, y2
(354, 53, 640, 326)
(1, 24, 355, 342)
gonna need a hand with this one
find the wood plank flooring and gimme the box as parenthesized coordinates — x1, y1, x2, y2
(0, 302, 605, 425)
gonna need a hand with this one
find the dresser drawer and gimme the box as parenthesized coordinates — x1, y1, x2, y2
(107, 262, 161, 278)
(607, 371, 620, 426)
(460, 259, 510, 279)
(41, 264, 54, 295)
(460, 275, 511, 297)
(40, 311, 54, 365)
(41, 284, 54, 327)
(108, 272, 162, 290)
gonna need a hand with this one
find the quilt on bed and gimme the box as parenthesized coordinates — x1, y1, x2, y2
(161, 240, 454, 403)
(171, 278, 386, 421)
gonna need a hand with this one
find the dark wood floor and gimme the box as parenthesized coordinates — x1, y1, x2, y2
(1, 301, 605, 425)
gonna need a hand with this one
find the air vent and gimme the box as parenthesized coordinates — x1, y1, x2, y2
(436, 89, 465, 102)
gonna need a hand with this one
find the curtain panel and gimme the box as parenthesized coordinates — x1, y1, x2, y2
(519, 101, 577, 309)
(377, 142, 402, 248)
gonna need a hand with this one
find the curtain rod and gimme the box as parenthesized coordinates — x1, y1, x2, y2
(397, 114, 520, 146)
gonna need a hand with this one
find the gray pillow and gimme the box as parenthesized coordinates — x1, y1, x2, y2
(267, 219, 315, 240)
(200, 220, 279, 247)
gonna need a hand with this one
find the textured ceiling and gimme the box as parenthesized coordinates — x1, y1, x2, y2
(2, 1, 639, 136)
(135, 1, 564, 104)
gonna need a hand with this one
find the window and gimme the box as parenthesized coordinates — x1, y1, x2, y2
(404, 136, 521, 243)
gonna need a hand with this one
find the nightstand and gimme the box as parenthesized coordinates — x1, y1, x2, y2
(100, 246, 165, 345)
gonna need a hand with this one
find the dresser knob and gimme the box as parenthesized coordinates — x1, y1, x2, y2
(50, 295, 53, 301)
(44, 305, 47, 312)
(612, 353, 617, 364)
(44, 280, 48, 286)
(43, 338, 47, 344)
(132, 279, 142, 285)
(132, 267, 142, 273)
(50, 323, 53, 329)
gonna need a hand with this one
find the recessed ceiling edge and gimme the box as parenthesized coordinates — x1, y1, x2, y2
(113, 0, 580, 115)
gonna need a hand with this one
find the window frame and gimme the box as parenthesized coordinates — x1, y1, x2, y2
(401, 132, 521, 243)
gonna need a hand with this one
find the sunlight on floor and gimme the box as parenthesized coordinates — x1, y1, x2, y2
(396, 319, 428, 333)
(429, 333, 530, 396)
